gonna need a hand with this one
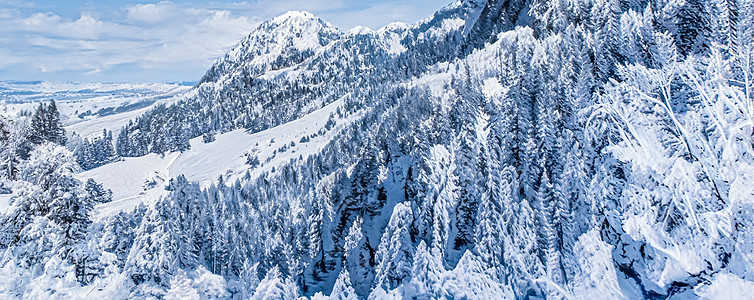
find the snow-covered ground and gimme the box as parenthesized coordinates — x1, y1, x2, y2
(65, 104, 155, 139)
(79, 97, 357, 221)
(0, 81, 191, 138)
(0, 194, 11, 214)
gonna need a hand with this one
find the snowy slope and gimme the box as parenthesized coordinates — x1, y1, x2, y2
(65, 105, 156, 139)
(79, 97, 356, 221)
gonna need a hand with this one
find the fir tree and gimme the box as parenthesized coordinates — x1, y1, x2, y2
(46, 100, 67, 145)
(28, 101, 67, 146)
(83, 178, 112, 203)
(329, 267, 358, 300)
(374, 202, 414, 290)
(28, 103, 47, 145)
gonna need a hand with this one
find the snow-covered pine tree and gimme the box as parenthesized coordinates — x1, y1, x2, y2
(46, 100, 67, 146)
(410, 144, 457, 260)
(373, 202, 414, 291)
(475, 77, 510, 280)
(125, 199, 179, 287)
(83, 178, 112, 204)
(709, 0, 739, 52)
(0, 116, 18, 180)
(47, 174, 92, 245)
(46, 173, 96, 284)
(240, 259, 261, 297)
(27, 101, 67, 146)
(533, 166, 564, 288)
(329, 266, 358, 300)
(551, 135, 585, 282)
(406, 241, 445, 298)
(252, 266, 299, 300)
(593, 0, 622, 82)
(448, 75, 483, 261)
(505, 196, 544, 297)
(167, 176, 202, 270)
(28, 103, 48, 145)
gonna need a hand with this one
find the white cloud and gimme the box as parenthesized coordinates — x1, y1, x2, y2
(19, 12, 134, 40)
(0, 8, 18, 19)
(142, 10, 255, 65)
(126, 1, 180, 24)
(57, 13, 108, 39)
(21, 11, 60, 27)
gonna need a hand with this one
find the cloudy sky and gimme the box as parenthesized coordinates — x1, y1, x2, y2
(0, 0, 448, 83)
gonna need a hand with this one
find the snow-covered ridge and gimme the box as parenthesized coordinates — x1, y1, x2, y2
(199, 2, 488, 88)
(116, 4, 488, 156)
(379, 21, 409, 32)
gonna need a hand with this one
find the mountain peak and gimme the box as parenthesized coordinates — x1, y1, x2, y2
(347, 25, 375, 36)
(272, 11, 320, 24)
(380, 22, 408, 32)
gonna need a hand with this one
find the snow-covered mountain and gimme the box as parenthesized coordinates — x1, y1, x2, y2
(114, 1, 493, 156)
(0, 0, 753, 298)
(199, 11, 341, 86)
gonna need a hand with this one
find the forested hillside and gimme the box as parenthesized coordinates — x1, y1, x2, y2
(0, 0, 752, 298)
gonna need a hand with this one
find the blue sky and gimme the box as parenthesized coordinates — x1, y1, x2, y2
(0, 0, 448, 83)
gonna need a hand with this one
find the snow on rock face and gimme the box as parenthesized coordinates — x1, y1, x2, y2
(272, 10, 318, 23)
(694, 273, 754, 299)
(377, 23, 408, 55)
(419, 18, 466, 41)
